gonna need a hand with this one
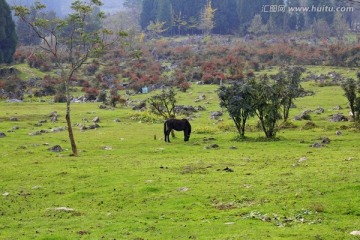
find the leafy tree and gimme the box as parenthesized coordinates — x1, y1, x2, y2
(156, 0, 172, 35)
(250, 75, 283, 138)
(218, 82, 255, 138)
(341, 78, 360, 122)
(274, 66, 305, 121)
(146, 20, 168, 38)
(13, 0, 120, 156)
(198, 0, 216, 35)
(313, 19, 331, 39)
(0, 0, 17, 64)
(173, 11, 187, 35)
(148, 88, 177, 119)
(333, 13, 348, 40)
(248, 14, 267, 36)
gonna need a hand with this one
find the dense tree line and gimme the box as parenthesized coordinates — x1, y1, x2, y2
(0, 0, 17, 64)
(140, 0, 355, 36)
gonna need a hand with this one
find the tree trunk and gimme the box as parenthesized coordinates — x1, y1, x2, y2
(66, 101, 78, 156)
(64, 75, 77, 157)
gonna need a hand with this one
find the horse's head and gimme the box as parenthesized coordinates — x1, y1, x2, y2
(184, 133, 190, 141)
(184, 119, 191, 141)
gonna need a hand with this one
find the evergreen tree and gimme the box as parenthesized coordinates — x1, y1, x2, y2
(0, 0, 17, 64)
(213, 0, 239, 34)
(140, 0, 157, 29)
(156, 0, 172, 35)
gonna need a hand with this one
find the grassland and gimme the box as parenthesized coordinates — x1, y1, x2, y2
(1, 67, 360, 239)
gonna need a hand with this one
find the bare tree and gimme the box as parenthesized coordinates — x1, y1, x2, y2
(13, 0, 123, 156)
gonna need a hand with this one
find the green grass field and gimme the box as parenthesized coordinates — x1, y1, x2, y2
(1, 67, 360, 239)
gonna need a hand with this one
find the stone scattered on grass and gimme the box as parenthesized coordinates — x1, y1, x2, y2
(204, 144, 219, 149)
(224, 222, 235, 225)
(48, 145, 63, 152)
(9, 117, 18, 121)
(298, 157, 307, 162)
(48, 207, 74, 212)
(314, 107, 324, 114)
(210, 111, 223, 120)
(80, 124, 100, 131)
(2, 192, 10, 196)
(51, 127, 66, 132)
(203, 137, 216, 142)
(294, 110, 312, 121)
(350, 231, 360, 236)
(0, 132, 6, 138)
(222, 167, 234, 172)
(178, 187, 189, 192)
(29, 131, 42, 136)
(335, 131, 342, 136)
(93, 116, 100, 123)
(321, 137, 331, 144)
(310, 143, 323, 148)
(329, 113, 348, 122)
(103, 146, 112, 150)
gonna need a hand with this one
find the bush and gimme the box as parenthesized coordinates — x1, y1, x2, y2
(129, 111, 163, 123)
(54, 93, 67, 103)
(302, 121, 317, 130)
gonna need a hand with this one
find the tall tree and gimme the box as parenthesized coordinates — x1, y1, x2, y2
(13, 0, 120, 156)
(218, 82, 255, 138)
(273, 66, 305, 122)
(140, 0, 157, 29)
(250, 75, 283, 138)
(0, 0, 17, 64)
(341, 78, 360, 122)
(212, 0, 239, 34)
(198, 0, 216, 35)
(156, 0, 172, 35)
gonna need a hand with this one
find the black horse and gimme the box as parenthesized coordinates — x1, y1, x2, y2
(164, 118, 191, 142)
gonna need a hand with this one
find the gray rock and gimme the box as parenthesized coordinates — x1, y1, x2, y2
(329, 113, 348, 122)
(48, 145, 63, 152)
(205, 144, 219, 149)
(210, 111, 223, 119)
(0, 132, 6, 138)
(310, 143, 323, 148)
(93, 116, 100, 123)
(321, 137, 331, 144)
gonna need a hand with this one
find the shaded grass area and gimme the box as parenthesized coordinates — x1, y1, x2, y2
(1, 78, 360, 239)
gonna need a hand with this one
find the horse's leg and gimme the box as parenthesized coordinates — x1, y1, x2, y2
(165, 130, 171, 142)
(164, 122, 168, 142)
